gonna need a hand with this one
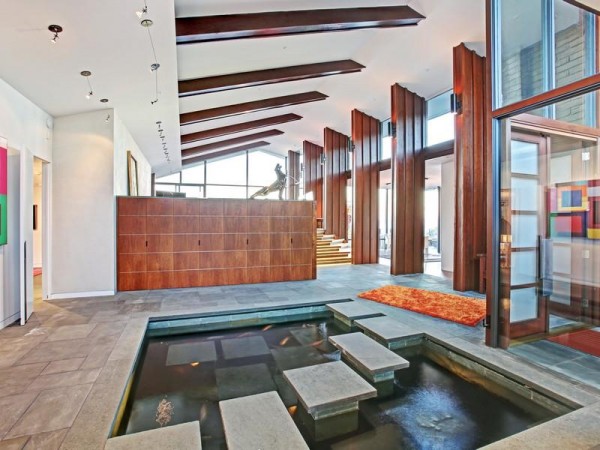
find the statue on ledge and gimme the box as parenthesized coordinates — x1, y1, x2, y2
(250, 163, 287, 200)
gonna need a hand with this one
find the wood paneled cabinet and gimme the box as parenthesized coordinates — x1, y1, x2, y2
(117, 197, 316, 291)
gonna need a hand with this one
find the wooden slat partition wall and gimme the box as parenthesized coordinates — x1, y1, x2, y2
(302, 140, 324, 219)
(351, 109, 381, 264)
(287, 150, 301, 200)
(390, 84, 426, 275)
(323, 127, 350, 239)
(453, 43, 488, 292)
(117, 197, 315, 291)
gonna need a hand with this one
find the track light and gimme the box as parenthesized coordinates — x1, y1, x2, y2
(136, 5, 148, 19)
(105, 114, 111, 123)
(81, 71, 94, 100)
(48, 25, 63, 44)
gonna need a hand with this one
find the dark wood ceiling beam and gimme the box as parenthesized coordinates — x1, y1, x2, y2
(182, 113, 301, 144)
(182, 141, 270, 167)
(179, 60, 364, 97)
(182, 129, 283, 159)
(180, 91, 327, 125)
(176, 6, 424, 44)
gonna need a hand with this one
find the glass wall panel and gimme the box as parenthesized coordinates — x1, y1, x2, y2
(496, 0, 597, 109)
(498, 0, 544, 107)
(248, 151, 285, 187)
(497, 90, 600, 378)
(206, 153, 247, 186)
(181, 164, 204, 184)
(205, 185, 247, 199)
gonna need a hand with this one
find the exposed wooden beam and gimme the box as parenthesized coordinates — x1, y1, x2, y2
(179, 60, 364, 97)
(182, 113, 301, 144)
(182, 141, 270, 167)
(563, 0, 600, 14)
(180, 91, 327, 125)
(176, 6, 425, 44)
(182, 129, 283, 159)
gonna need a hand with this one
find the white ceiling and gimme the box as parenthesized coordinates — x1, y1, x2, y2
(0, 0, 484, 177)
(0, 0, 180, 174)
(176, 0, 485, 166)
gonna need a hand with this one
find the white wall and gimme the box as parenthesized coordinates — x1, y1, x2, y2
(113, 112, 152, 197)
(441, 159, 455, 272)
(0, 78, 52, 329)
(52, 110, 116, 296)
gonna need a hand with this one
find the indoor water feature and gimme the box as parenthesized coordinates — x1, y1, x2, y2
(117, 313, 561, 449)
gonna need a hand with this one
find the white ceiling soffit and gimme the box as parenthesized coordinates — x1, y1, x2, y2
(0, 0, 181, 174)
(176, 0, 485, 167)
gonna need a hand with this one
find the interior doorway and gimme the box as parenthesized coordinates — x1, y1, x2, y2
(424, 155, 454, 280)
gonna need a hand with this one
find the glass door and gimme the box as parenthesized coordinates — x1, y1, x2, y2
(500, 131, 549, 339)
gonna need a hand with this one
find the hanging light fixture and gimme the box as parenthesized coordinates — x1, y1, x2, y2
(136, 0, 149, 19)
(48, 25, 63, 44)
(80, 71, 93, 99)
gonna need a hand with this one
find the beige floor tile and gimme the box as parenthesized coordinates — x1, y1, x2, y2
(0, 363, 48, 398)
(26, 368, 101, 392)
(5, 384, 92, 439)
(17, 340, 90, 366)
(41, 358, 85, 376)
(23, 429, 68, 450)
(0, 436, 28, 450)
(45, 324, 97, 342)
(0, 392, 40, 439)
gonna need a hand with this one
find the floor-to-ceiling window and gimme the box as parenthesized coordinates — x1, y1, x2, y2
(156, 150, 286, 199)
(491, 0, 599, 387)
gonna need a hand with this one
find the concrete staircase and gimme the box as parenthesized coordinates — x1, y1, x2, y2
(316, 228, 351, 266)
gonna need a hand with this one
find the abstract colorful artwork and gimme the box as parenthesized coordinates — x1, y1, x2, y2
(587, 180, 600, 239)
(556, 184, 588, 212)
(549, 212, 586, 238)
(0, 138, 7, 246)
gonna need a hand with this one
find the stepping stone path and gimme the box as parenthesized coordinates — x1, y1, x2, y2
(219, 391, 308, 450)
(355, 316, 423, 349)
(105, 421, 202, 450)
(326, 301, 383, 328)
(283, 361, 376, 441)
(329, 332, 409, 394)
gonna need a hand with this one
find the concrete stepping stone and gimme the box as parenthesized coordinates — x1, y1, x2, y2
(283, 361, 376, 441)
(219, 391, 308, 450)
(105, 421, 202, 449)
(354, 316, 423, 350)
(326, 301, 383, 328)
(329, 332, 409, 396)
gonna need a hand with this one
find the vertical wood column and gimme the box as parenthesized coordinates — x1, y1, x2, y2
(453, 43, 488, 292)
(351, 109, 381, 264)
(324, 127, 349, 239)
(287, 150, 300, 200)
(390, 84, 426, 275)
(302, 141, 324, 219)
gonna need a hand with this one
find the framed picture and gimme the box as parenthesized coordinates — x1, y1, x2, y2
(0, 137, 7, 246)
(557, 184, 588, 212)
(127, 150, 139, 197)
(549, 212, 587, 238)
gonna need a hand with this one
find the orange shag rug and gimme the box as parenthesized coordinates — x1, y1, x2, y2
(358, 285, 486, 327)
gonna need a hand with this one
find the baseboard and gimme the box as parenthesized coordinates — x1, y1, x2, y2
(0, 311, 20, 330)
(48, 290, 115, 300)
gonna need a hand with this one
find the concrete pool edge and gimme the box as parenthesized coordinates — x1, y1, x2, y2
(59, 298, 600, 449)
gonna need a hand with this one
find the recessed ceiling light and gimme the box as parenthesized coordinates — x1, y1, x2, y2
(48, 24, 63, 44)
(80, 70, 91, 77)
(140, 19, 154, 28)
(100, 98, 109, 103)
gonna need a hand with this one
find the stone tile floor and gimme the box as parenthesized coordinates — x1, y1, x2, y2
(0, 265, 598, 449)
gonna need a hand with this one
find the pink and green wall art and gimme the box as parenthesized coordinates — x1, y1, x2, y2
(0, 141, 6, 245)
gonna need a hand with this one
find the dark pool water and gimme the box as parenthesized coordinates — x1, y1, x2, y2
(120, 318, 558, 449)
